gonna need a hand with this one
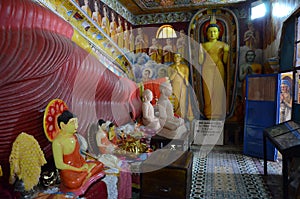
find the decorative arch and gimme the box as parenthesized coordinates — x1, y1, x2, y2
(188, 8, 239, 119)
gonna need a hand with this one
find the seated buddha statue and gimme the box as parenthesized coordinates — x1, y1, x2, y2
(52, 110, 104, 190)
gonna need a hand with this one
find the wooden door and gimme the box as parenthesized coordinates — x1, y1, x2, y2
(243, 74, 279, 161)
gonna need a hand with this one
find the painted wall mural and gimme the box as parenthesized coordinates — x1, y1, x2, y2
(133, 0, 247, 10)
(37, 0, 136, 79)
(236, 4, 264, 100)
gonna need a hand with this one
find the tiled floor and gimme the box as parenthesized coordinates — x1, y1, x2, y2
(131, 144, 294, 199)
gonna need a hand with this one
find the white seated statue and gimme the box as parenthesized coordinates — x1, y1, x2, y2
(142, 89, 161, 131)
(157, 82, 186, 139)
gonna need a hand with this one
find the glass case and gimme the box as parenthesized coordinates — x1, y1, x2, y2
(264, 120, 300, 138)
(264, 120, 300, 151)
(263, 119, 300, 199)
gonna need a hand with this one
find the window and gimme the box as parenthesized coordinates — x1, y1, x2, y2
(156, 25, 177, 39)
(251, 1, 266, 20)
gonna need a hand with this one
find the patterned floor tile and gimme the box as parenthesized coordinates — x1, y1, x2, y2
(190, 149, 281, 199)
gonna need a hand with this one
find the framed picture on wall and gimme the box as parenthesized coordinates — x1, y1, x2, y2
(296, 43, 300, 67)
(295, 70, 300, 104)
(279, 71, 293, 123)
(297, 16, 300, 40)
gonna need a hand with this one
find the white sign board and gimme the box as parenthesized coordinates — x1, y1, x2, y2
(193, 120, 224, 145)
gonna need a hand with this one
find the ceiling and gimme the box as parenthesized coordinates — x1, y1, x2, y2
(117, 0, 251, 15)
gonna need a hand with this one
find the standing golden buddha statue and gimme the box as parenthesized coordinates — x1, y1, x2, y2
(199, 16, 229, 120)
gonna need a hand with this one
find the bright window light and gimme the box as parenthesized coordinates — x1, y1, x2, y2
(156, 25, 177, 39)
(251, 3, 266, 20)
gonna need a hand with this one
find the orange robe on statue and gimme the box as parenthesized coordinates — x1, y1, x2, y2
(60, 136, 104, 189)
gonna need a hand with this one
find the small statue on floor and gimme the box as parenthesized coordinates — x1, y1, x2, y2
(142, 89, 161, 131)
(157, 82, 186, 139)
